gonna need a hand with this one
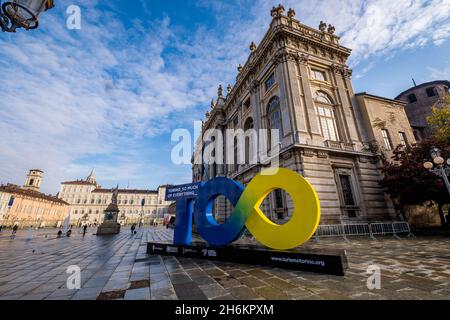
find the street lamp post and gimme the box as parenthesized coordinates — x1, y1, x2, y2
(424, 146, 450, 196)
(0, 0, 54, 32)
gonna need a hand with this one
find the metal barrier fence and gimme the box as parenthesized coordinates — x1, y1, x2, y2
(314, 221, 415, 241)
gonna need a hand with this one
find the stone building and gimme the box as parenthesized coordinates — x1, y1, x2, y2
(0, 170, 68, 228)
(395, 80, 450, 141)
(58, 170, 173, 226)
(192, 5, 400, 224)
(355, 93, 416, 160)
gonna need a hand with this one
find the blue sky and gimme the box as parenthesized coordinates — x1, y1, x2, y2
(0, 0, 449, 194)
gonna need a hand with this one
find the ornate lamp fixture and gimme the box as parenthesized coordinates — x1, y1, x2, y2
(424, 146, 450, 196)
(0, 0, 54, 32)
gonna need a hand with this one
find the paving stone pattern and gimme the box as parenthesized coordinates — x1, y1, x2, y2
(0, 227, 449, 300)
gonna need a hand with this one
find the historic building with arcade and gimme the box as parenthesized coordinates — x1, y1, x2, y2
(192, 5, 416, 225)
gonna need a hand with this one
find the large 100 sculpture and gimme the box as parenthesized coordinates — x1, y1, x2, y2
(174, 168, 321, 250)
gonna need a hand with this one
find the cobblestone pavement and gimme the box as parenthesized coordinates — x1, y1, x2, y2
(0, 226, 449, 300)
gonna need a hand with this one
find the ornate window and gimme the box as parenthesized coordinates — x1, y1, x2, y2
(243, 97, 251, 110)
(314, 91, 339, 142)
(334, 168, 359, 218)
(315, 91, 333, 104)
(311, 69, 326, 81)
(244, 117, 254, 165)
(339, 175, 355, 206)
(233, 137, 239, 172)
(265, 73, 275, 91)
(267, 96, 283, 137)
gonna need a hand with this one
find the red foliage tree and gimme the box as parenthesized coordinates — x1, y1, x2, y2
(380, 138, 450, 227)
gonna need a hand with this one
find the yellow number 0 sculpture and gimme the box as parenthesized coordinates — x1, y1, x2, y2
(237, 168, 321, 250)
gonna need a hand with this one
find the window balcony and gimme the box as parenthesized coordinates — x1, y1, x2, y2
(324, 140, 355, 151)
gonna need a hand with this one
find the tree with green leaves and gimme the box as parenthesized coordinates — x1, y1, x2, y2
(428, 94, 450, 142)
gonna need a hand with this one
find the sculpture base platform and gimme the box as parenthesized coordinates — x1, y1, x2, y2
(96, 222, 121, 235)
(147, 242, 348, 276)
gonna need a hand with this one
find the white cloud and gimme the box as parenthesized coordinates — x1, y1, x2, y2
(199, 0, 450, 65)
(0, 1, 208, 193)
(0, 0, 449, 193)
(428, 65, 450, 80)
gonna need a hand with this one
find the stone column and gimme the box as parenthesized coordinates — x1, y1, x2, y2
(331, 66, 360, 144)
(250, 80, 262, 131)
(283, 53, 308, 144)
(296, 54, 322, 139)
(274, 55, 294, 146)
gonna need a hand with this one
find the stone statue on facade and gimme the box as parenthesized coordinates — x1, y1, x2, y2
(327, 24, 336, 35)
(287, 8, 296, 19)
(319, 21, 327, 32)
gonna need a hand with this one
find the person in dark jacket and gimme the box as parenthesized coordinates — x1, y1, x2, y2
(10, 225, 18, 239)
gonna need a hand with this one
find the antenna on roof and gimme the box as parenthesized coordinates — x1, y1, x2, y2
(412, 77, 417, 87)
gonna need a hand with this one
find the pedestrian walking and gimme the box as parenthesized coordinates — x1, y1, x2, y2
(57, 229, 62, 238)
(131, 224, 136, 235)
(10, 224, 18, 239)
(83, 224, 88, 236)
(66, 229, 72, 237)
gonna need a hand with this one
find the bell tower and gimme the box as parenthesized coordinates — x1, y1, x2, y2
(86, 169, 96, 184)
(23, 169, 43, 192)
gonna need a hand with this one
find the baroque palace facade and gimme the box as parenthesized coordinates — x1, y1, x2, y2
(58, 171, 172, 226)
(193, 5, 415, 224)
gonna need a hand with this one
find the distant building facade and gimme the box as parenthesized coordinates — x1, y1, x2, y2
(193, 5, 400, 224)
(0, 170, 68, 227)
(355, 93, 416, 159)
(395, 80, 450, 141)
(58, 170, 172, 226)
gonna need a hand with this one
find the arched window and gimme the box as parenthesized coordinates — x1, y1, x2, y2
(233, 136, 239, 172)
(267, 96, 283, 142)
(315, 91, 332, 104)
(314, 91, 339, 142)
(244, 118, 254, 165)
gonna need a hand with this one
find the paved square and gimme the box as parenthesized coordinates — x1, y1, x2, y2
(0, 227, 449, 300)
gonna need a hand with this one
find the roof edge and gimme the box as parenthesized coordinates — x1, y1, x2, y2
(395, 80, 450, 100)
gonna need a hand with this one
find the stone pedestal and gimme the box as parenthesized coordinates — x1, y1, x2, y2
(96, 186, 121, 236)
(96, 221, 121, 235)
